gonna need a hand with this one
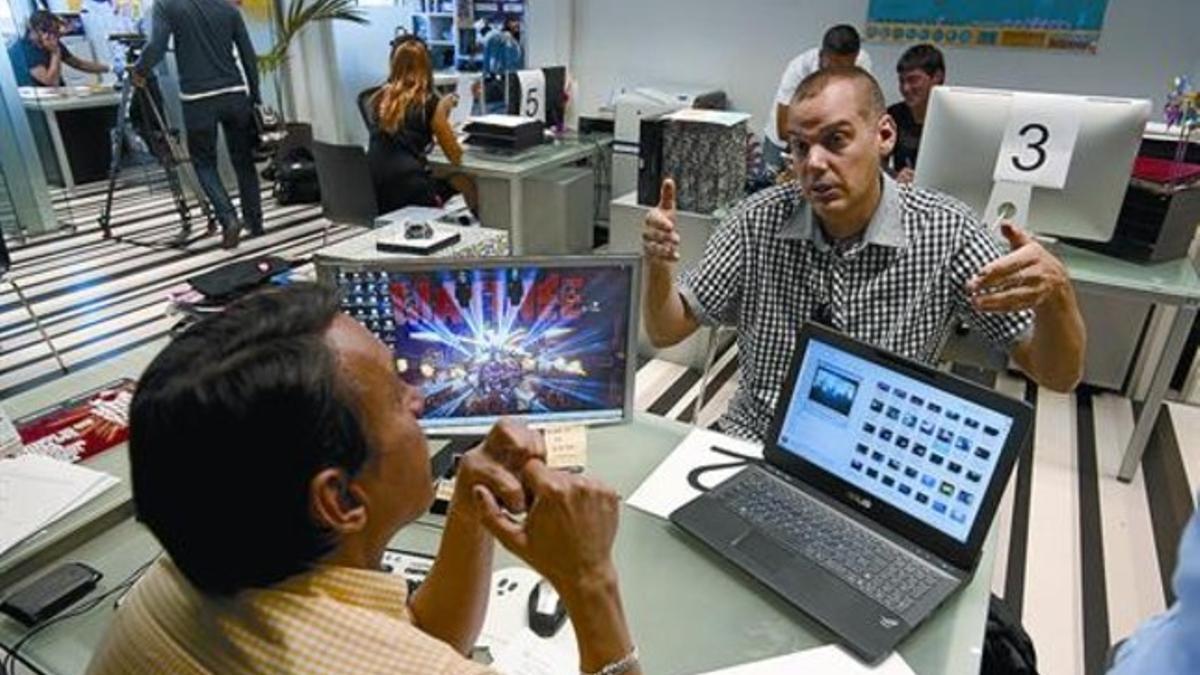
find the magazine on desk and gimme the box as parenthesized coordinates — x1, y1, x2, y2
(13, 378, 136, 463)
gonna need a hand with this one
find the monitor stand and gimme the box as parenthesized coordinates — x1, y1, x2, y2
(426, 434, 485, 515)
(983, 181, 1032, 240)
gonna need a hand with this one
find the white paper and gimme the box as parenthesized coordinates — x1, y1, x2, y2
(451, 76, 474, 128)
(0, 454, 119, 555)
(665, 109, 753, 127)
(992, 93, 1083, 190)
(692, 645, 916, 675)
(625, 428, 763, 520)
(0, 405, 23, 459)
(468, 114, 538, 129)
(515, 69, 547, 123)
(490, 628, 578, 675)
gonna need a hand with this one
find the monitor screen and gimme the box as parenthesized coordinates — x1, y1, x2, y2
(774, 336, 1016, 544)
(915, 86, 1149, 242)
(328, 257, 637, 430)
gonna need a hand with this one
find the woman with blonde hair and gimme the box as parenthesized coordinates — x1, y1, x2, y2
(368, 36, 478, 215)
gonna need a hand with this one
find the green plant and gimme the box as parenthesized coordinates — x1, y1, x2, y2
(259, 0, 368, 73)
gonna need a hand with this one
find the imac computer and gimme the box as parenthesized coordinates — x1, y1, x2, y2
(914, 86, 1151, 242)
(317, 255, 640, 434)
(506, 66, 567, 129)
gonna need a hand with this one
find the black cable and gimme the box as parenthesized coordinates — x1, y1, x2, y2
(1, 555, 158, 675)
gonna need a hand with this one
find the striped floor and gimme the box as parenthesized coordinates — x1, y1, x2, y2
(0, 173, 365, 399)
(3, 176, 1198, 675)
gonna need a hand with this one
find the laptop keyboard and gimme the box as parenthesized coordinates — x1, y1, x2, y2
(720, 469, 941, 615)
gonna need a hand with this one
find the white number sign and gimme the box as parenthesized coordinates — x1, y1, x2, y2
(992, 93, 1083, 190)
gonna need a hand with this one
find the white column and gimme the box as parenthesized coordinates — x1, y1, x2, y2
(284, 21, 353, 144)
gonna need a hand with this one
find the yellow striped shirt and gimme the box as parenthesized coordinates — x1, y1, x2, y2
(87, 558, 498, 674)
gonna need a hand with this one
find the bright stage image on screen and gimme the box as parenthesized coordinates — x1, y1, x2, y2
(335, 263, 633, 428)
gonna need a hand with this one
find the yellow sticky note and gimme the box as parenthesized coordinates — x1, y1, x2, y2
(543, 425, 588, 470)
(435, 476, 457, 503)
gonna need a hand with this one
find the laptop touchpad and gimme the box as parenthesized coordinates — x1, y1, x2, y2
(733, 531, 791, 573)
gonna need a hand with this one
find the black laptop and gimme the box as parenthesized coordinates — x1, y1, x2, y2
(670, 323, 1032, 664)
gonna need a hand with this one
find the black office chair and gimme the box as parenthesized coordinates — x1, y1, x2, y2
(311, 141, 379, 228)
(357, 86, 381, 131)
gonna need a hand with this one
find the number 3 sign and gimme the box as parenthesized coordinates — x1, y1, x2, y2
(992, 93, 1083, 190)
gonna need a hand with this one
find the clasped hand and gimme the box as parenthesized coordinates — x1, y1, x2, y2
(453, 418, 620, 588)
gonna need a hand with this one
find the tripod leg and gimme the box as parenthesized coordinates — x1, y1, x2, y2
(10, 279, 67, 375)
(98, 81, 134, 239)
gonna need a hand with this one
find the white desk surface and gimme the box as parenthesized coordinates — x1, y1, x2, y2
(19, 86, 122, 112)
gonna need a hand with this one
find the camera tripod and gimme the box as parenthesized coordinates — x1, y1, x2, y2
(97, 69, 216, 248)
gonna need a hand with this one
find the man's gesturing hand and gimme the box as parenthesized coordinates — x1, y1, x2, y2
(643, 178, 680, 263)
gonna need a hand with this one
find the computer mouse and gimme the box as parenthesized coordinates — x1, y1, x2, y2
(527, 577, 567, 638)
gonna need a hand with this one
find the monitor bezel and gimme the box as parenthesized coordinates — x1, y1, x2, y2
(763, 322, 1033, 572)
(316, 253, 642, 430)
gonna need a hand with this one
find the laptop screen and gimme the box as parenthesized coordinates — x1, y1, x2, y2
(774, 336, 1016, 544)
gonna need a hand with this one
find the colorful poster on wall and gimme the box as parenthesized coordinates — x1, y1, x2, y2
(865, 0, 1111, 54)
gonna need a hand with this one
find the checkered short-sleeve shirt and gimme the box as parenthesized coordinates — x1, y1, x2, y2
(677, 176, 1034, 442)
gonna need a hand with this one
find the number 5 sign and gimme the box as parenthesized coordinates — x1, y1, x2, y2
(992, 93, 1083, 190)
(515, 69, 547, 124)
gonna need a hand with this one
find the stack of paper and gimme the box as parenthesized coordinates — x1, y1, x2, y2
(692, 645, 917, 674)
(0, 454, 120, 556)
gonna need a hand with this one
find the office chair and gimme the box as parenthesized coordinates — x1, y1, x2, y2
(357, 86, 381, 131)
(311, 141, 379, 229)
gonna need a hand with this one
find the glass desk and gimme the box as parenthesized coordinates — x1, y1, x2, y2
(428, 134, 613, 254)
(0, 411, 995, 675)
(1055, 243, 1200, 481)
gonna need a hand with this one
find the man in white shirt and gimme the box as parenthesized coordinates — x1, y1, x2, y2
(763, 25, 871, 175)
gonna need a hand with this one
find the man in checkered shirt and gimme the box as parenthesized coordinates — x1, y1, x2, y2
(643, 67, 1085, 442)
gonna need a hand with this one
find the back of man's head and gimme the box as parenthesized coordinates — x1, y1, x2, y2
(821, 24, 861, 57)
(130, 284, 373, 595)
(793, 65, 886, 122)
(896, 43, 946, 77)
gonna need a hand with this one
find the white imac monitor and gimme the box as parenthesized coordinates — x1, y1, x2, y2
(914, 86, 1151, 242)
(317, 255, 641, 433)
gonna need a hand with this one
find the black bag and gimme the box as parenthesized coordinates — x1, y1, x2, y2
(272, 147, 321, 205)
(187, 256, 292, 303)
(982, 594, 1039, 675)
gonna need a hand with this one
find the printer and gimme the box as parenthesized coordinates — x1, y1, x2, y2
(610, 85, 727, 198)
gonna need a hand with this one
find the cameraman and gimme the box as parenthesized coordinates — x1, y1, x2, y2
(8, 10, 110, 87)
(132, 0, 262, 249)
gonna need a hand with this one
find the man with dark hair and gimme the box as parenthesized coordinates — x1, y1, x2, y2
(132, 0, 262, 249)
(888, 44, 946, 183)
(88, 284, 642, 675)
(644, 66, 1085, 442)
(762, 24, 872, 175)
(7, 10, 109, 87)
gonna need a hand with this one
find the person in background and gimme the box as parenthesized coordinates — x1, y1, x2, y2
(887, 43, 945, 184)
(1107, 498, 1200, 673)
(481, 14, 524, 113)
(8, 10, 110, 87)
(643, 67, 1085, 443)
(132, 0, 262, 249)
(762, 24, 871, 176)
(87, 284, 641, 675)
(369, 37, 479, 216)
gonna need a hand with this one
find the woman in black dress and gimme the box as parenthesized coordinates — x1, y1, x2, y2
(368, 38, 478, 215)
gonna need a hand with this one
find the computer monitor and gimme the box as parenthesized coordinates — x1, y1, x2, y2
(506, 66, 566, 129)
(317, 255, 640, 431)
(915, 86, 1150, 242)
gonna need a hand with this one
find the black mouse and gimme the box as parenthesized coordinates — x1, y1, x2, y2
(527, 578, 567, 638)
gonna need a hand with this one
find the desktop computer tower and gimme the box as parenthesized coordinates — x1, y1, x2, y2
(637, 114, 747, 214)
(637, 117, 667, 206)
